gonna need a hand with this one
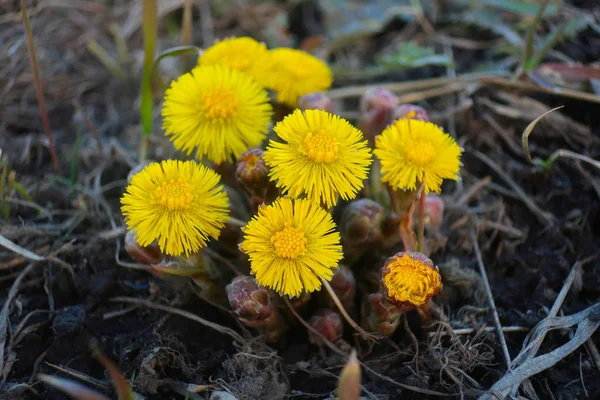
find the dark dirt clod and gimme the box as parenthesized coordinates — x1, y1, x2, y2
(51, 305, 86, 337)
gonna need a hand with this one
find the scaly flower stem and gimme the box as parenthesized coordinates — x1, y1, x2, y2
(322, 279, 378, 342)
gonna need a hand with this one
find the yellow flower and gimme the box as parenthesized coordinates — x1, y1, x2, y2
(268, 48, 332, 107)
(121, 160, 229, 256)
(264, 109, 372, 209)
(198, 36, 273, 88)
(240, 197, 343, 297)
(162, 65, 273, 164)
(374, 119, 461, 194)
(381, 252, 442, 309)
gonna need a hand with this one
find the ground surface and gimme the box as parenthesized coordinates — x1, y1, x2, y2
(1, 1, 600, 399)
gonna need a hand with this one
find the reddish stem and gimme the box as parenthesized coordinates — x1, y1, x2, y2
(21, 1, 61, 175)
(417, 188, 425, 253)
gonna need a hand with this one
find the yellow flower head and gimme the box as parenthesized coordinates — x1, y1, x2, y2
(374, 119, 461, 194)
(381, 252, 442, 310)
(121, 160, 229, 256)
(268, 48, 332, 107)
(198, 36, 273, 88)
(240, 197, 343, 297)
(264, 109, 372, 208)
(162, 65, 273, 164)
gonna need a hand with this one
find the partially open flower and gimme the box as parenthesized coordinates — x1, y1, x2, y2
(359, 87, 399, 140)
(240, 197, 343, 297)
(124, 230, 162, 265)
(381, 252, 442, 311)
(264, 109, 372, 209)
(392, 104, 430, 122)
(227, 275, 286, 341)
(298, 92, 334, 112)
(268, 48, 332, 107)
(309, 309, 343, 344)
(375, 119, 461, 194)
(235, 149, 278, 208)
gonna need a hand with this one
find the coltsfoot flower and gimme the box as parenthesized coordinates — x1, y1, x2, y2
(264, 109, 372, 208)
(381, 251, 442, 310)
(121, 160, 229, 256)
(198, 36, 273, 88)
(162, 65, 273, 164)
(375, 119, 461, 194)
(240, 197, 343, 297)
(268, 48, 332, 107)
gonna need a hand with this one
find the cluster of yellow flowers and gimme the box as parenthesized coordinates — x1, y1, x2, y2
(121, 36, 462, 302)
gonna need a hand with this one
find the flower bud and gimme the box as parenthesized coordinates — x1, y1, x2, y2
(341, 199, 384, 246)
(422, 194, 444, 227)
(381, 252, 442, 311)
(320, 265, 356, 311)
(298, 92, 334, 112)
(235, 149, 270, 194)
(361, 292, 402, 336)
(340, 199, 385, 265)
(124, 230, 162, 264)
(309, 309, 343, 344)
(226, 276, 287, 341)
(392, 104, 430, 122)
(338, 349, 361, 400)
(359, 88, 399, 140)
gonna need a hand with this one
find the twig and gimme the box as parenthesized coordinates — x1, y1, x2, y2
(482, 303, 600, 399)
(429, 326, 530, 336)
(471, 149, 555, 226)
(508, 257, 597, 395)
(326, 72, 508, 99)
(456, 176, 491, 206)
(471, 230, 512, 370)
(0, 263, 38, 380)
(283, 298, 449, 396)
(109, 296, 245, 343)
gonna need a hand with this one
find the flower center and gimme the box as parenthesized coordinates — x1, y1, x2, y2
(383, 254, 441, 306)
(155, 176, 193, 210)
(405, 140, 436, 167)
(201, 85, 238, 120)
(302, 129, 339, 164)
(271, 225, 307, 259)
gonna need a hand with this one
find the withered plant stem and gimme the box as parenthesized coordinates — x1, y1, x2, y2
(321, 279, 378, 342)
(20, 0, 61, 175)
